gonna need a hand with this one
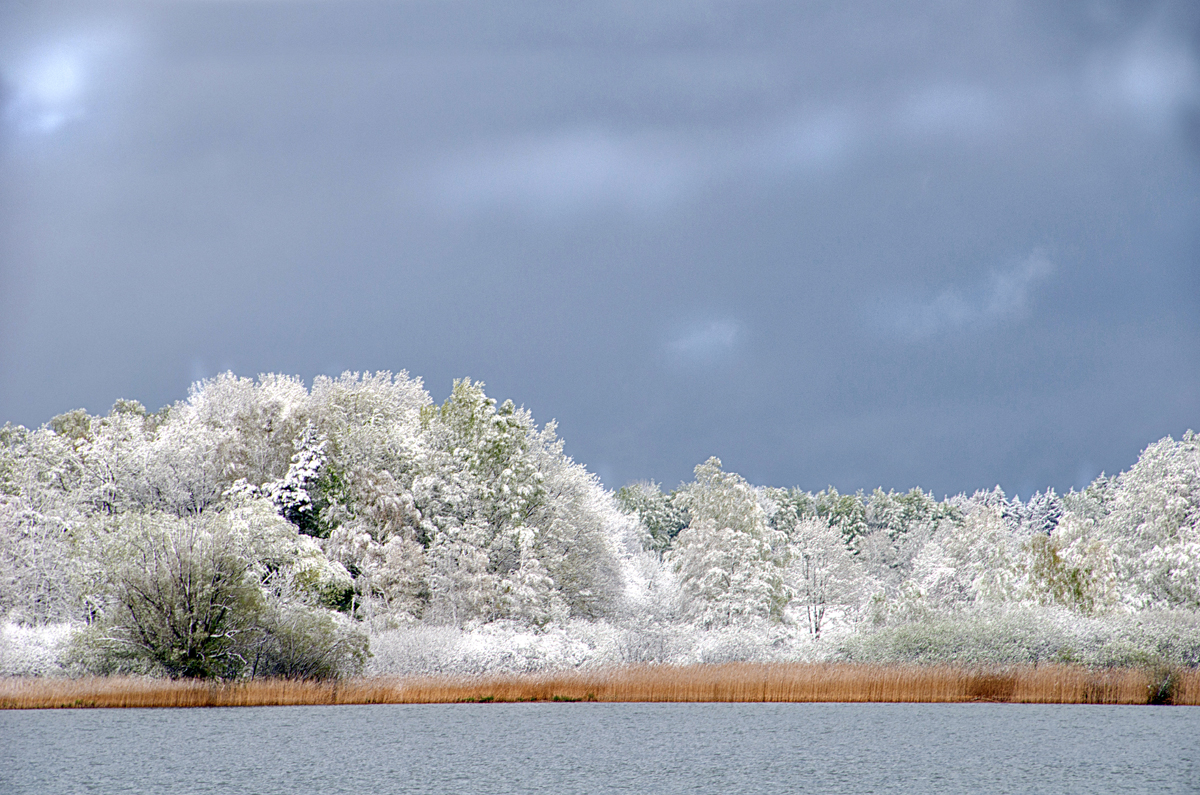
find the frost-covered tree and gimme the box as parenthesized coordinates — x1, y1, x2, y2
(426, 381, 621, 624)
(897, 502, 1023, 615)
(187, 373, 312, 489)
(262, 425, 329, 537)
(812, 487, 869, 550)
(616, 481, 689, 554)
(1022, 514, 1115, 614)
(0, 497, 76, 623)
(857, 487, 962, 589)
(308, 370, 430, 540)
(669, 458, 787, 626)
(942, 501, 1024, 603)
(866, 487, 960, 540)
(783, 518, 862, 639)
(1099, 432, 1200, 609)
(523, 424, 624, 620)
(1018, 489, 1063, 536)
(0, 421, 89, 624)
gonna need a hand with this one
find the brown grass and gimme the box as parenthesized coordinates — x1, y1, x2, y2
(2, 664, 1198, 709)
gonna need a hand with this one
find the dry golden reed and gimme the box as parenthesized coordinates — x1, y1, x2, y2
(2, 664, 1197, 709)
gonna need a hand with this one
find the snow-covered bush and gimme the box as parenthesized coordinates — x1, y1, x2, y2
(0, 622, 74, 676)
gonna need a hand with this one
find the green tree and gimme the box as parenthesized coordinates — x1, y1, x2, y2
(90, 514, 263, 678)
(615, 481, 689, 554)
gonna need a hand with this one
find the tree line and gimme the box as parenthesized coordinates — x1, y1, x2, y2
(1, 372, 1197, 678)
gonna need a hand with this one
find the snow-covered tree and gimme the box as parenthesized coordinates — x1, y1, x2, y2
(1022, 514, 1115, 614)
(812, 487, 869, 550)
(783, 518, 862, 639)
(897, 502, 1023, 615)
(616, 481, 689, 554)
(0, 497, 77, 623)
(669, 458, 787, 626)
(857, 487, 962, 589)
(1099, 432, 1200, 609)
(1019, 488, 1063, 536)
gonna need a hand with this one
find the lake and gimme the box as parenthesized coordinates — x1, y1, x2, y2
(3, 702, 1198, 794)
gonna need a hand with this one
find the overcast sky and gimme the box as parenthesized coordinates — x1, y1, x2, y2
(2, 0, 1198, 499)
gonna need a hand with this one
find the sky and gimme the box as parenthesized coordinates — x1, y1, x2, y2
(1, 0, 1198, 499)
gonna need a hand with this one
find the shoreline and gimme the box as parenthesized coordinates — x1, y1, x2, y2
(2, 662, 1198, 709)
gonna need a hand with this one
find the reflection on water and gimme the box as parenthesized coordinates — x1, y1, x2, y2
(3, 702, 1199, 794)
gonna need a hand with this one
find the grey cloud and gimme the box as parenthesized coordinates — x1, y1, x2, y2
(896, 85, 1001, 140)
(422, 53, 1179, 222)
(427, 128, 699, 217)
(770, 109, 859, 173)
(1087, 29, 1200, 126)
(2, 0, 1197, 500)
(873, 253, 1055, 342)
(666, 320, 741, 365)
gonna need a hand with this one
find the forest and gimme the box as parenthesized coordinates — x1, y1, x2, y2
(1, 372, 1198, 680)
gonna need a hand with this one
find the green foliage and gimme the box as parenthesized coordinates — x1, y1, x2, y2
(246, 605, 368, 680)
(615, 481, 689, 554)
(1023, 522, 1114, 615)
(49, 409, 93, 442)
(812, 487, 868, 549)
(109, 399, 147, 417)
(766, 487, 815, 530)
(87, 515, 264, 679)
(69, 500, 363, 679)
(866, 487, 961, 539)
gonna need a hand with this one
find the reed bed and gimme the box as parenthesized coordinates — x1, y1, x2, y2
(3, 664, 1198, 709)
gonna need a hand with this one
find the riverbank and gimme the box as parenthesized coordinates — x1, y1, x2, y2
(2, 663, 1198, 708)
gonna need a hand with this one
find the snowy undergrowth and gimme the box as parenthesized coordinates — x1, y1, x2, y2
(365, 620, 841, 676)
(8, 611, 1200, 678)
(0, 622, 74, 677)
(840, 606, 1200, 667)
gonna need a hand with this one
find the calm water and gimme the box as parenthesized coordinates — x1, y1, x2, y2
(2, 703, 1198, 794)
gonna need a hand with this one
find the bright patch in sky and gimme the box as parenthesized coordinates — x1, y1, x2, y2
(5, 47, 87, 134)
(3, 31, 128, 137)
(1090, 33, 1199, 126)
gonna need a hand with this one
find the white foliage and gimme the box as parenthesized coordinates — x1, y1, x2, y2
(1101, 432, 1200, 608)
(0, 621, 74, 676)
(0, 497, 77, 623)
(669, 458, 787, 626)
(3, 374, 1200, 676)
(941, 502, 1024, 603)
(784, 518, 863, 639)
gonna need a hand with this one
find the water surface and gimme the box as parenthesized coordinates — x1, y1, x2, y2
(3, 703, 1198, 794)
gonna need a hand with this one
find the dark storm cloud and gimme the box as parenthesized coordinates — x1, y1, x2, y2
(1, 0, 1197, 499)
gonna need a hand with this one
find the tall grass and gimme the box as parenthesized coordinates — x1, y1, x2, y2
(2, 664, 1198, 709)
